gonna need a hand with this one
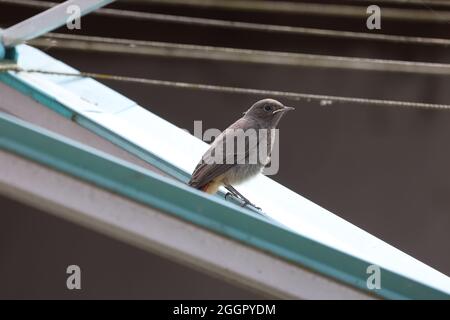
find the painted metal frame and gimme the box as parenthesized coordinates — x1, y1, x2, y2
(0, 112, 448, 299)
(0, 150, 372, 300)
(1, 45, 450, 299)
(0, 0, 115, 50)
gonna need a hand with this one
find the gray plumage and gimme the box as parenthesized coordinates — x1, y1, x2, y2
(189, 98, 294, 197)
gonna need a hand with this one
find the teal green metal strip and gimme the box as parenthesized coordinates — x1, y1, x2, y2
(0, 113, 448, 300)
(0, 72, 189, 182)
(0, 48, 18, 61)
(0, 71, 260, 213)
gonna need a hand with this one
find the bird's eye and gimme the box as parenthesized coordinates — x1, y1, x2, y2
(264, 105, 273, 112)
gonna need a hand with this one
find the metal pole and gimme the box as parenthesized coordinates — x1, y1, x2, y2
(128, 0, 450, 23)
(29, 33, 450, 76)
(0, 0, 115, 50)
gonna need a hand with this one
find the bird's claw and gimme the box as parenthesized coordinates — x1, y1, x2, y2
(224, 187, 262, 211)
(241, 201, 261, 211)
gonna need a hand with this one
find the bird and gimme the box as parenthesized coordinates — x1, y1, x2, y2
(188, 98, 294, 209)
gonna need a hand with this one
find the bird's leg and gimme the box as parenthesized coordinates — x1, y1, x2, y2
(224, 186, 241, 202)
(225, 185, 261, 211)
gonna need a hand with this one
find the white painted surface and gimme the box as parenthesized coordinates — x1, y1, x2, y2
(0, 82, 165, 175)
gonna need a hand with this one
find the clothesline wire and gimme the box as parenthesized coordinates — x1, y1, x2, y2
(28, 33, 450, 76)
(1, 0, 449, 46)
(344, 0, 450, 7)
(105, 0, 450, 22)
(1, 64, 449, 110)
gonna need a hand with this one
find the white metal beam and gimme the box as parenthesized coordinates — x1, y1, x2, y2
(0, 0, 115, 48)
(0, 81, 166, 175)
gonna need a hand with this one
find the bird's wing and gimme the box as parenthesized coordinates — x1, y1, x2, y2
(188, 118, 262, 188)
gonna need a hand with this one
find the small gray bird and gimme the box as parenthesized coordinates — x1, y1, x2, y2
(188, 98, 294, 209)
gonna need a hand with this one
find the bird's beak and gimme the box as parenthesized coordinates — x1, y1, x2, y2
(273, 105, 295, 114)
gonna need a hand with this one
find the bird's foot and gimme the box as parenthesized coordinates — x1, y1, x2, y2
(225, 191, 246, 204)
(241, 200, 261, 211)
(224, 185, 262, 211)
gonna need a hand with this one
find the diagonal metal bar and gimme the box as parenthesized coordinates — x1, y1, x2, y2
(0, 0, 115, 48)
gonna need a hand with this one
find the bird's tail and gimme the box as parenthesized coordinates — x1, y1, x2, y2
(188, 180, 218, 194)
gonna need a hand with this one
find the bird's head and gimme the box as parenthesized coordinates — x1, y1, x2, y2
(243, 98, 295, 127)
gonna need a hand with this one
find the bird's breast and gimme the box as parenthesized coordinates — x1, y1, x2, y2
(223, 163, 263, 185)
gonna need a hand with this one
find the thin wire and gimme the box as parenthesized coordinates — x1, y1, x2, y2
(112, 0, 450, 22)
(1, 64, 449, 110)
(153, 0, 450, 7)
(346, 0, 450, 8)
(28, 33, 450, 76)
(1, 0, 450, 46)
